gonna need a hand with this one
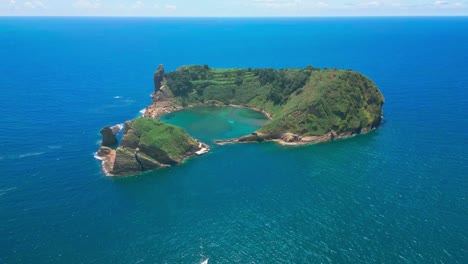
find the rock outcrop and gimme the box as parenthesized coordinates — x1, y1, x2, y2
(100, 126, 118, 147)
(214, 126, 376, 145)
(95, 146, 116, 175)
(153, 64, 164, 93)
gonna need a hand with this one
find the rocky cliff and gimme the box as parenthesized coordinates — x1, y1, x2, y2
(96, 117, 209, 176)
(100, 126, 118, 147)
(153, 64, 164, 94)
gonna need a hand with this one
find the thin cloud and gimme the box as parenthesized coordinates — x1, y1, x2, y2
(72, 0, 101, 9)
(164, 4, 177, 10)
(24, 1, 46, 9)
(131, 1, 144, 9)
(251, 0, 302, 9)
(434, 0, 464, 7)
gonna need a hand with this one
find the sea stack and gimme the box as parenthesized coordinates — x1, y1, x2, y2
(100, 126, 118, 147)
(153, 64, 164, 93)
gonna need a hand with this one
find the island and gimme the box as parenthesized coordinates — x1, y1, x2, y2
(96, 64, 384, 176)
(95, 117, 209, 176)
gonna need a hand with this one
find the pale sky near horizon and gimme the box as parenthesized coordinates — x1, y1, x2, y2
(1, 0, 468, 17)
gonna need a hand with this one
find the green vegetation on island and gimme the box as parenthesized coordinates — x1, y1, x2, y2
(97, 117, 208, 176)
(160, 65, 384, 137)
(123, 117, 198, 163)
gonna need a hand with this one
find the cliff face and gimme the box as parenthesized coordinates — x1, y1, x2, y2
(96, 117, 209, 176)
(153, 64, 164, 94)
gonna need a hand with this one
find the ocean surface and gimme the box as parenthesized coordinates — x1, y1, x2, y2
(0, 17, 467, 263)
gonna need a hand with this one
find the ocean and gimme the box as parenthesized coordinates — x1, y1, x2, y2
(0, 17, 467, 263)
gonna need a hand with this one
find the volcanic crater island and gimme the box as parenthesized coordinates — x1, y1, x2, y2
(96, 64, 385, 176)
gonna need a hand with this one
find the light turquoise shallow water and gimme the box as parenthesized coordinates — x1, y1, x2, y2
(161, 106, 268, 143)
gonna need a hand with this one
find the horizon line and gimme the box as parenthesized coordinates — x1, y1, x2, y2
(1, 15, 468, 18)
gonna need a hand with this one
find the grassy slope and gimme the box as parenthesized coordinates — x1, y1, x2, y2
(261, 70, 385, 136)
(164, 65, 384, 136)
(132, 117, 197, 162)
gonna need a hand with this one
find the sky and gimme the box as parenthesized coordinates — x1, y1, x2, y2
(1, 0, 467, 16)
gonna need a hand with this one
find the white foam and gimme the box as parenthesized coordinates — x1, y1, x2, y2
(139, 108, 147, 116)
(0, 187, 17, 197)
(93, 152, 104, 161)
(111, 123, 124, 134)
(114, 96, 122, 99)
(18, 152, 45, 159)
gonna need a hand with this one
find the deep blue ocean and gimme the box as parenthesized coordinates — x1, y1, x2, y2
(0, 17, 467, 263)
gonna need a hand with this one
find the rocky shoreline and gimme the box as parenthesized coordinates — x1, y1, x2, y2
(214, 125, 377, 146)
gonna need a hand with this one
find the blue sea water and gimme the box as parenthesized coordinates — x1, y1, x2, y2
(0, 17, 467, 263)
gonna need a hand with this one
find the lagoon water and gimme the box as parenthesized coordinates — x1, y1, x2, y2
(161, 106, 268, 142)
(0, 17, 467, 263)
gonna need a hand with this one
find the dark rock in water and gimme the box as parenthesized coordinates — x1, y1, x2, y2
(153, 64, 164, 93)
(100, 126, 118, 147)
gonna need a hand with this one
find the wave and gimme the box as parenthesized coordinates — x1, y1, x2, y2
(111, 123, 124, 133)
(18, 152, 45, 159)
(0, 187, 17, 197)
(114, 96, 122, 99)
(139, 108, 146, 116)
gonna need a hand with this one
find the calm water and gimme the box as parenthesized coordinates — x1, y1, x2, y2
(0, 17, 467, 263)
(161, 106, 268, 142)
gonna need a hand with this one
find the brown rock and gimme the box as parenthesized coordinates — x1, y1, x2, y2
(96, 146, 113, 157)
(95, 146, 116, 176)
(360, 126, 371, 133)
(281, 133, 299, 142)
